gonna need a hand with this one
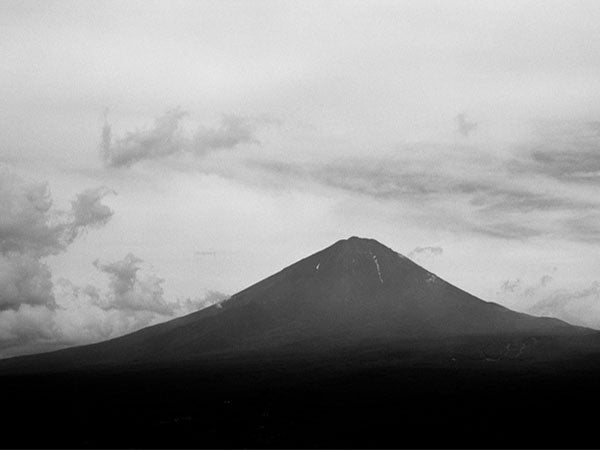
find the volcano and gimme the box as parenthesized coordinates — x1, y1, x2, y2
(3, 237, 600, 448)
(1, 237, 588, 371)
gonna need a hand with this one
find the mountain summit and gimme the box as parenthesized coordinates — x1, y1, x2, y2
(0, 237, 585, 370)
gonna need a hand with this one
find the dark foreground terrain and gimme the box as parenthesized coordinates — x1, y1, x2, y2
(4, 334, 600, 448)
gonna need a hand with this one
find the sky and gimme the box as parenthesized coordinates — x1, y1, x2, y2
(2, 0, 600, 357)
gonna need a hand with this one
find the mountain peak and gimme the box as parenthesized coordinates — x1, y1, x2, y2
(338, 235, 384, 246)
(319, 236, 408, 283)
(333, 236, 401, 256)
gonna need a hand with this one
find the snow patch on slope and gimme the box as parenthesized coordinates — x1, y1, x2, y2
(371, 253, 384, 284)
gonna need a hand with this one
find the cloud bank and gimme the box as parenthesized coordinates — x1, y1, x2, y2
(0, 169, 114, 311)
(0, 168, 225, 358)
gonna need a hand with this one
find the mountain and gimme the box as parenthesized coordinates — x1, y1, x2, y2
(0, 236, 588, 372)
(3, 237, 600, 448)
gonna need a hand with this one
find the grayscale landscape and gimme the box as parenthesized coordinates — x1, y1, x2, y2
(2, 1, 600, 448)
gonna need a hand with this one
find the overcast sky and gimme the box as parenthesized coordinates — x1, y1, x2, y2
(2, 0, 600, 357)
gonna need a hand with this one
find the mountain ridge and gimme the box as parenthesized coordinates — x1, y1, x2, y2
(0, 236, 592, 372)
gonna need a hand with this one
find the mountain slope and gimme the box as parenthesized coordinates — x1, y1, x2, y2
(0, 237, 589, 371)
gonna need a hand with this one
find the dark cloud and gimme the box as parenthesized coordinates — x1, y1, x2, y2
(101, 109, 259, 168)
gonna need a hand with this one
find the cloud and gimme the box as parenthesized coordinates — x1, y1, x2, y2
(0, 169, 61, 255)
(0, 168, 229, 358)
(0, 262, 228, 359)
(509, 121, 600, 183)
(0, 168, 119, 355)
(491, 273, 600, 329)
(251, 154, 598, 243)
(456, 113, 477, 137)
(92, 253, 173, 315)
(90, 253, 227, 316)
(192, 115, 258, 152)
(527, 281, 600, 329)
(0, 169, 116, 256)
(194, 250, 218, 257)
(560, 214, 600, 243)
(101, 109, 259, 168)
(469, 222, 543, 240)
(68, 187, 116, 238)
(176, 290, 228, 315)
(499, 279, 522, 294)
(0, 304, 58, 353)
(0, 169, 114, 310)
(408, 246, 443, 261)
(252, 156, 594, 213)
(0, 253, 54, 311)
(498, 275, 553, 297)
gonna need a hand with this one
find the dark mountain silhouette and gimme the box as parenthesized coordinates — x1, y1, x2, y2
(3, 237, 600, 448)
(0, 237, 589, 372)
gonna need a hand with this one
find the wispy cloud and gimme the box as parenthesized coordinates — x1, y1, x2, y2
(527, 281, 600, 329)
(194, 250, 218, 257)
(499, 279, 523, 294)
(101, 109, 259, 168)
(499, 275, 553, 297)
(251, 150, 598, 243)
(408, 246, 443, 261)
(509, 121, 600, 183)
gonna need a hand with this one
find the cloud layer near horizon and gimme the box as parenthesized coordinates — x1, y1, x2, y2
(0, 169, 226, 358)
